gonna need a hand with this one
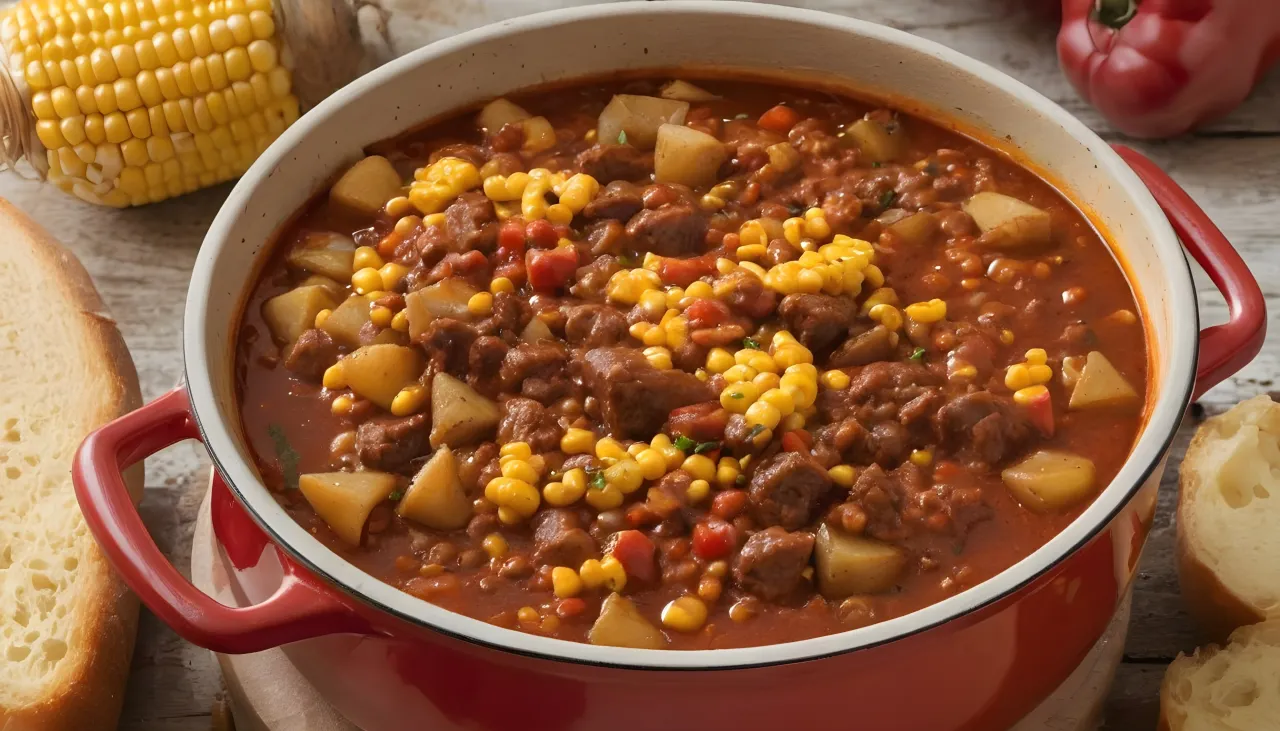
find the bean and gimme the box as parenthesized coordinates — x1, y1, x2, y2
(838, 597, 876, 628)
(428, 542, 457, 565)
(499, 555, 532, 578)
(404, 574, 459, 600)
(691, 324, 746, 347)
(458, 548, 486, 569)
(697, 576, 723, 603)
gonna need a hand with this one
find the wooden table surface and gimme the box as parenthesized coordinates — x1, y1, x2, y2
(2, 1, 1274, 728)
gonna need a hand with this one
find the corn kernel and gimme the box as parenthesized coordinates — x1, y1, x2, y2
(1005, 364, 1032, 391)
(1013, 384, 1049, 406)
(720, 381, 759, 413)
(723, 364, 758, 384)
(500, 442, 532, 460)
(909, 450, 933, 467)
(745, 400, 782, 429)
(715, 457, 741, 488)
(330, 395, 352, 415)
(482, 533, 508, 559)
(580, 556, 626, 591)
(868, 303, 903, 331)
(595, 437, 629, 463)
(604, 459, 645, 494)
(1025, 348, 1048, 365)
(686, 479, 711, 503)
(685, 281, 714, 300)
(753, 371, 782, 393)
(759, 387, 796, 417)
(369, 305, 393, 328)
(488, 277, 515, 295)
(467, 291, 494, 316)
(772, 343, 812, 369)
(353, 245, 383, 271)
(820, 370, 851, 390)
(351, 267, 382, 295)
(660, 445, 685, 469)
(681, 454, 717, 482)
(636, 449, 668, 480)
(552, 566, 583, 598)
(516, 606, 540, 625)
(736, 243, 767, 262)
(389, 385, 428, 417)
(904, 298, 947, 324)
(644, 346, 673, 370)
(322, 363, 345, 390)
(661, 596, 708, 633)
(1000, 329, 1016, 345)
(861, 287, 899, 314)
(1028, 364, 1053, 384)
(585, 484, 624, 510)
(746, 351, 778, 374)
(828, 465, 856, 488)
(501, 459, 539, 484)
(781, 412, 806, 432)
(951, 364, 978, 379)
(314, 308, 332, 328)
(542, 480, 578, 507)
(391, 310, 410, 332)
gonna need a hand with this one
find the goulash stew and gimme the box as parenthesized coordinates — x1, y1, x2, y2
(237, 77, 1147, 650)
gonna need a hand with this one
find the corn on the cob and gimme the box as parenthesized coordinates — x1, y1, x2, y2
(0, 0, 301, 207)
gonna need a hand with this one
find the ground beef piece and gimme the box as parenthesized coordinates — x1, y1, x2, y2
(489, 122, 526, 153)
(582, 347, 713, 439)
(499, 342, 568, 403)
(532, 509, 598, 567)
(583, 180, 644, 220)
(778, 293, 856, 355)
(626, 200, 708, 257)
(818, 361, 942, 425)
(476, 290, 531, 337)
(417, 318, 478, 376)
(430, 143, 486, 167)
(445, 191, 497, 254)
(748, 452, 834, 530)
(672, 340, 710, 372)
(564, 304, 628, 347)
(829, 325, 896, 368)
(585, 219, 628, 257)
(497, 397, 564, 453)
(284, 328, 338, 379)
(664, 402, 729, 442)
(933, 391, 1034, 464)
(576, 144, 653, 183)
(467, 335, 508, 397)
(569, 254, 622, 300)
(717, 269, 778, 320)
(733, 526, 815, 601)
(722, 414, 758, 457)
(356, 413, 430, 473)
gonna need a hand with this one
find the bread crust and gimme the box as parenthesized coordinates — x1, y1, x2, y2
(1176, 399, 1276, 645)
(0, 199, 142, 731)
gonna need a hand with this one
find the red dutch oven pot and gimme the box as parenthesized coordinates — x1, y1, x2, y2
(72, 4, 1266, 730)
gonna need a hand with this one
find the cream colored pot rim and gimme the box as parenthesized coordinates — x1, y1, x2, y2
(185, 1, 1196, 670)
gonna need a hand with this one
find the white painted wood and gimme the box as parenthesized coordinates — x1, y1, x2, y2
(0, 0, 1269, 726)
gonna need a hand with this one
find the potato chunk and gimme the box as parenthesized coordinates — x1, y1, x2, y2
(963, 192, 1052, 249)
(597, 94, 689, 150)
(1002, 450, 1097, 513)
(430, 372, 500, 448)
(404, 277, 480, 339)
(844, 118, 904, 163)
(659, 80, 719, 102)
(287, 232, 356, 281)
(589, 593, 665, 649)
(299, 471, 398, 546)
(320, 295, 372, 348)
(342, 344, 424, 411)
(1069, 351, 1140, 410)
(478, 98, 531, 133)
(397, 447, 471, 530)
(262, 285, 339, 345)
(330, 155, 402, 216)
(887, 211, 940, 246)
(814, 524, 907, 598)
(655, 123, 727, 189)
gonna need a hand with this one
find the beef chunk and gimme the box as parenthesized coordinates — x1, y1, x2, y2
(489, 122, 525, 153)
(430, 143, 486, 167)
(585, 219, 627, 257)
(845, 462, 927, 542)
(284, 328, 338, 379)
(357, 413, 430, 473)
(467, 335, 508, 397)
(532, 509, 598, 567)
(564, 304, 628, 347)
(817, 361, 941, 424)
(497, 397, 564, 453)
(576, 144, 654, 183)
(416, 318, 478, 376)
(569, 254, 622, 300)
(933, 391, 1034, 464)
(583, 180, 645, 220)
(664, 402, 729, 442)
(477, 291, 531, 337)
(582, 347, 713, 439)
(733, 527, 815, 601)
(748, 451, 834, 529)
(829, 325, 895, 368)
(718, 269, 778, 320)
(626, 202, 708, 257)
(445, 191, 497, 253)
(778, 294, 856, 355)
(499, 342, 568, 403)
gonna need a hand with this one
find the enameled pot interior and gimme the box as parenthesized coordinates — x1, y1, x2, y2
(185, 2, 1197, 669)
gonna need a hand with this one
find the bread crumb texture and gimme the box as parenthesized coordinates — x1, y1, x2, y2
(1189, 396, 1280, 614)
(0, 245, 117, 704)
(1163, 622, 1280, 730)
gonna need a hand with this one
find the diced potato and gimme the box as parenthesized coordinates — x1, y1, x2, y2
(342, 344, 424, 410)
(597, 94, 689, 150)
(321, 295, 372, 347)
(1061, 355, 1085, 389)
(659, 80, 719, 102)
(478, 98, 531, 133)
(521, 317, 552, 344)
(300, 274, 345, 296)
(330, 155, 402, 216)
(654, 123, 727, 189)
(521, 116, 557, 154)
(963, 192, 1052, 249)
(765, 142, 801, 174)
(262, 285, 339, 345)
(1002, 450, 1097, 513)
(588, 593, 665, 649)
(814, 524, 907, 598)
(1069, 351, 1139, 410)
(397, 447, 471, 530)
(430, 372, 500, 448)
(288, 248, 355, 281)
(844, 118, 904, 163)
(404, 278, 479, 341)
(298, 471, 399, 546)
(887, 211, 939, 246)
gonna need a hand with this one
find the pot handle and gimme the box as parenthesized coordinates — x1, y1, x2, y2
(73, 386, 368, 654)
(1114, 145, 1267, 400)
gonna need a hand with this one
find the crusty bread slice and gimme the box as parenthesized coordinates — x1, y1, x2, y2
(1177, 395, 1280, 643)
(0, 199, 141, 730)
(1160, 620, 1280, 730)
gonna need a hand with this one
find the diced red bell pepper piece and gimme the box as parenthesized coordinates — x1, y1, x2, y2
(555, 598, 588, 619)
(758, 104, 801, 134)
(658, 255, 716, 288)
(526, 247, 579, 293)
(608, 530, 657, 583)
(710, 489, 747, 520)
(684, 298, 731, 329)
(781, 429, 813, 453)
(497, 218, 526, 261)
(665, 402, 729, 442)
(1021, 388, 1056, 438)
(692, 519, 737, 561)
(526, 219, 559, 250)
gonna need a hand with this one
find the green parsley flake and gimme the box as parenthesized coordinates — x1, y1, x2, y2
(588, 469, 607, 490)
(267, 424, 300, 491)
(747, 423, 767, 439)
(730, 391, 745, 399)
(742, 337, 760, 350)
(693, 441, 721, 455)
(617, 130, 628, 145)
(388, 490, 404, 501)
(673, 435, 697, 453)
(879, 190, 898, 209)
(910, 347, 926, 362)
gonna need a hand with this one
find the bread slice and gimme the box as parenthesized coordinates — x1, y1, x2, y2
(0, 199, 141, 730)
(1177, 395, 1280, 643)
(1160, 620, 1280, 730)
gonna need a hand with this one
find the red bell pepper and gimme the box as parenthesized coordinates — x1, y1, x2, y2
(1057, 0, 1280, 138)
(525, 246, 578, 293)
(608, 530, 656, 582)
